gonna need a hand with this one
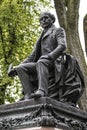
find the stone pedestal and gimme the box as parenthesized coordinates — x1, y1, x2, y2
(0, 97, 87, 130)
(18, 127, 62, 130)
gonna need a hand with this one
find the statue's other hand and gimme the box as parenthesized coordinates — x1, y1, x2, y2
(38, 55, 52, 66)
(39, 55, 50, 60)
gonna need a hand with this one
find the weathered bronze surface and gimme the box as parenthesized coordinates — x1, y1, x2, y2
(8, 12, 85, 106)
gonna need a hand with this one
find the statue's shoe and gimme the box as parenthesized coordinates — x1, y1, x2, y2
(8, 63, 13, 72)
(24, 94, 30, 100)
(18, 94, 30, 102)
(8, 63, 17, 77)
(30, 89, 46, 99)
(8, 63, 14, 76)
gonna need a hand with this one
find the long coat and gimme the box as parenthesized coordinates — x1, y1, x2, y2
(22, 25, 66, 83)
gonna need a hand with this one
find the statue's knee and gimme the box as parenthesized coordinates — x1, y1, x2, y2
(37, 59, 44, 65)
(37, 59, 49, 67)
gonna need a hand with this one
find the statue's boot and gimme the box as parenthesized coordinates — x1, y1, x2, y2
(24, 94, 30, 99)
(18, 94, 30, 102)
(8, 63, 17, 77)
(30, 89, 46, 99)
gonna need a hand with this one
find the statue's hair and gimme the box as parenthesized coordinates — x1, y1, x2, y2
(40, 12, 56, 23)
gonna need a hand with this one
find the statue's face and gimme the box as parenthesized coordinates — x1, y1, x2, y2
(39, 13, 53, 29)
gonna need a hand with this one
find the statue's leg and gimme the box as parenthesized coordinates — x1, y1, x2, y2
(36, 60, 49, 95)
(15, 63, 37, 99)
(30, 59, 53, 98)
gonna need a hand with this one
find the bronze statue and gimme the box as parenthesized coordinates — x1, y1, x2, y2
(8, 12, 85, 106)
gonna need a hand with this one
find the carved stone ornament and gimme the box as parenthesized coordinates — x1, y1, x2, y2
(0, 98, 87, 130)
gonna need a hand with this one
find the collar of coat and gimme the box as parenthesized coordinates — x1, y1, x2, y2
(42, 24, 56, 40)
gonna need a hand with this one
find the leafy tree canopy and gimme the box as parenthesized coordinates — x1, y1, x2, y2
(0, 0, 51, 104)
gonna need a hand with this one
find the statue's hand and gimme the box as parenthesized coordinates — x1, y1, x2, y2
(39, 55, 51, 60)
(38, 55, 52, 66)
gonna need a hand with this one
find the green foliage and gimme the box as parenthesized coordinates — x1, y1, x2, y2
(0, 0, 51, 104)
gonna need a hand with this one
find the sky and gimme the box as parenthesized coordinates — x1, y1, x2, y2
(51, 0, 87, 61)
(79, 0, 87, 51)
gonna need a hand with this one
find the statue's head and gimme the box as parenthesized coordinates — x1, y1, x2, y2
(39, 12, 55, 29)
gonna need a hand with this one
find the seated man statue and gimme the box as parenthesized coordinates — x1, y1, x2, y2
(8, 12, 85, 106)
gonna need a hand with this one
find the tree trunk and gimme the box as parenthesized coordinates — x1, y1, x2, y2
(83, 15, 87, 56)
(54, 0, 87, 111)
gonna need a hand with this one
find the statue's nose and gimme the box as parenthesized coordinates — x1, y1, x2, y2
(42, 18, 46, 22)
